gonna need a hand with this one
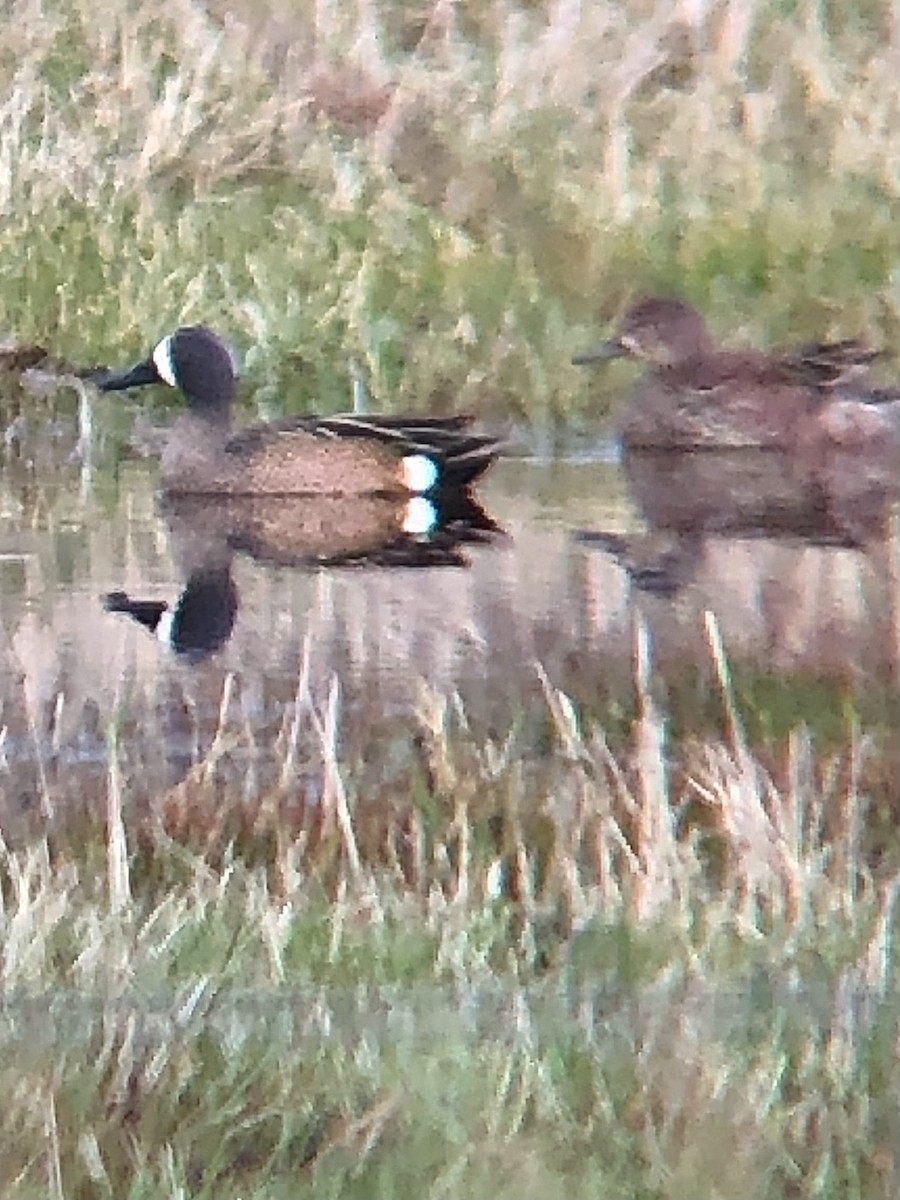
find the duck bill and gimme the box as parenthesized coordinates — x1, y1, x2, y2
(571, 339, 629, 366)
(103, 591, 167, 632)
(93, 358, 160, 392)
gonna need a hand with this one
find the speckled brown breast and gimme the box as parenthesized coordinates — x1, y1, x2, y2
(161, 416, 416, 495)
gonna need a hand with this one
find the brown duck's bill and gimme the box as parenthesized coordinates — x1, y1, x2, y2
(91, 358, 161, 392)
(571, 339, 628, 366)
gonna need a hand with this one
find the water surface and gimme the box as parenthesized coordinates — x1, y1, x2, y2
(2, 390, 899, 835)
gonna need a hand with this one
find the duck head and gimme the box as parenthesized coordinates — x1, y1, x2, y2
(95, 326, 238, 416)
(573, 298, 716, 369)
(104, 565, 238, 661)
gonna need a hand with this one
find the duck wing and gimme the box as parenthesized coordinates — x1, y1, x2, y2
(781, 339, 882, 389)
(229, 413, 503, 488)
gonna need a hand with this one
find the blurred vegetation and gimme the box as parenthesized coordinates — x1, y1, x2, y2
(0, 0, 897, 425)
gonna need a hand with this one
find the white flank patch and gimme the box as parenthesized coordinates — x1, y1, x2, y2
(155, 606, 175, 648)
(152, 335, 177, 387)
(401, 453, 439, 494)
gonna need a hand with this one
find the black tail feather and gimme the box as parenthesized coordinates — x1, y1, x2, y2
(435, 435, 505, 488)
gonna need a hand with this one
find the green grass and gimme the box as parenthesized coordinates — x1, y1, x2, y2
(0, 0, 898, 424)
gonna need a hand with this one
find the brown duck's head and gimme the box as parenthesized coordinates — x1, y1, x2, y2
(572, 297, 716, 369)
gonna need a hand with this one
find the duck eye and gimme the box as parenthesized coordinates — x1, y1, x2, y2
(152, 335, 177, 387)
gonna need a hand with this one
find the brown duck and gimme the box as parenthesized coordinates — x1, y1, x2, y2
(572, 297, 887, 451)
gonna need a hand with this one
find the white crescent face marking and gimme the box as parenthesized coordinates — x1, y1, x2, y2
(152, 335, 177, 387)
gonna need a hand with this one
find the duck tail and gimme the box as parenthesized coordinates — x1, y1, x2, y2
(430, 486, 505, 537)
(434, 434, 505, 488)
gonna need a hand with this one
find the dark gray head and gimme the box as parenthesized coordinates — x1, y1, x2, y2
(96, 326, 237, 415)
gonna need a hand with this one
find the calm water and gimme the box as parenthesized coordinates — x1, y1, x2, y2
(2, 384, 900, 832)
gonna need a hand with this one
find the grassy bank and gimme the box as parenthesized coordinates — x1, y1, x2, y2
(0, 0, 898, 424)
(1, 616, 899, 1197)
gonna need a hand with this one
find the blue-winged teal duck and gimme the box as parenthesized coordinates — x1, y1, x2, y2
(572, 297, 886, 451)
(97, 326, 502, 495)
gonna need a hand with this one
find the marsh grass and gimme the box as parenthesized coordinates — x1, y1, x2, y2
(1, 613, 899, 1197)
(0, 0, 898, 426)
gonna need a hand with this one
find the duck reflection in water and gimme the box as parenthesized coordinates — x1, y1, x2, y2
(103, 489, 503, 661)
(105, 568, 240, 663)
(575, 444, 900, 601)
